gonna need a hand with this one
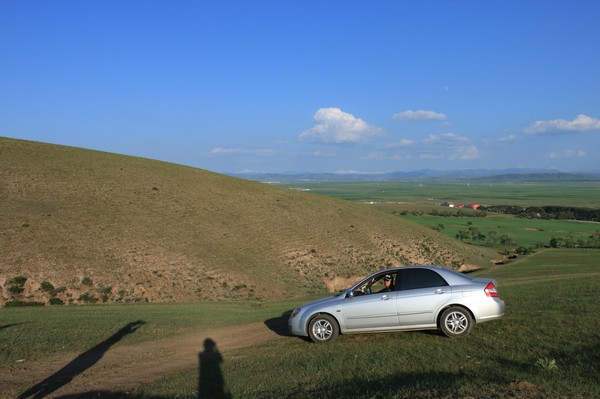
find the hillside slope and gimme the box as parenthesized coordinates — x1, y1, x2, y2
(0, 137, 488, 305)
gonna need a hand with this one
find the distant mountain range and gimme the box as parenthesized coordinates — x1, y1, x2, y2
(233, 169, 600, 183)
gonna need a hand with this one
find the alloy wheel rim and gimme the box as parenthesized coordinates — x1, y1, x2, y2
(445, 311, 468, 334)
(313, 319, 333, 340)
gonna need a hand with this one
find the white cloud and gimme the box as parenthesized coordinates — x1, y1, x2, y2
(525, 114, 600, 134)
(363, 151, 386, 161)
(209, 147, 277, 156)
(449, 144, 481, 160)
(299, 107, 382, 144)
(422, 132, 468, 145)
(336, 169, 385, 175)
(420, 153, 443, 160)
(312, 150, 336, 158)
(546, 149, 587, 159)
(499, 134, 518, 142)
(385, 139, 415, 148)
(421, 132, 481, 160)
(392, 109, 446, 121)
(391, 154, 411, 161)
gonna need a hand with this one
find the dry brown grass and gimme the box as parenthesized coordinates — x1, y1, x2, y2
(0, 137, 489, 305)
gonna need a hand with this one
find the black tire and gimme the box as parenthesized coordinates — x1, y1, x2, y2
(439, 306, 473, 338)
(308, 314, 339, 343)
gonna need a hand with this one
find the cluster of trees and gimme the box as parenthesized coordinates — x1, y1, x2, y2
(453, 225, 515, 247)
(451, 224, 600, 251)
(480, 205, 600, 222)
(394, 209, 486, 217)
(550, 231, 600, 248)
(429, 208, 487, 218)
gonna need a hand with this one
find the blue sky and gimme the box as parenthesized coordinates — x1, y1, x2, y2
(1, 1, 599, 174)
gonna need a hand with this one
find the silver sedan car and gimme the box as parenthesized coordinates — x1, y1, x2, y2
(289, 266, 505, 343)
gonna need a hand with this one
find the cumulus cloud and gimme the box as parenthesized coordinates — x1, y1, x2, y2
(299, 108, 382, 144)
(209, 147, 277, 156)
(392, 109, 446, 121)
(525, 114, 600, 134)
(546, 149, 587, 159)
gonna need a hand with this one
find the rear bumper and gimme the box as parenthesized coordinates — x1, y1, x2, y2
(475, 298, 505, 323)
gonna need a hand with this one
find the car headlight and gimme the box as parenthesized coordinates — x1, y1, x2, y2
(290, 307, 301, 318)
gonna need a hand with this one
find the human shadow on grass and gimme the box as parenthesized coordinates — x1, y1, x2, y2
(18, 320, 146, 399)
(55, 337, 233, 399)
(198, 338, 231, 399)
(264, 310, 293, 337)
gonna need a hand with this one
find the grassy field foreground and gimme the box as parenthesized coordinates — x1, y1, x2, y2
(132, 249, 600, 398)
(3, 249, 599, 398)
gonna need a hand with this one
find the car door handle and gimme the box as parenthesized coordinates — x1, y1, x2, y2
(435, 289, 446, 294)
(381, 295, 390, 300)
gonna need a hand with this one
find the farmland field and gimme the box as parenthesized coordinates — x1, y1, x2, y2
(276, 180, 600, 208)
(401, 213, 599, 248)
(278, 180, 600, 250)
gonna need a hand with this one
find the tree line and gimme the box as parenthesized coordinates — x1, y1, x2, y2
(480, 205, 600, 222)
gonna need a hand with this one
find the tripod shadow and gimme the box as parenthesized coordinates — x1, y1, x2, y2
(198, 338, 231, 399)
(18, 320, 146, 399)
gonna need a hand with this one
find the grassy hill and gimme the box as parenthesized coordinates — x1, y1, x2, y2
(0, 137, 489, 305)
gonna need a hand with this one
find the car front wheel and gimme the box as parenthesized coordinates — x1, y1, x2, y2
(308, 314, 339, 343)
(440, 307, 473, 338)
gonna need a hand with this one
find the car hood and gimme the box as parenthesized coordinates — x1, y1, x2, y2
(301, 293, 345, 309)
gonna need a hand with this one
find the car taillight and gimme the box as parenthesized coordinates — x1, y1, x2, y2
(484, 282, 499, 297)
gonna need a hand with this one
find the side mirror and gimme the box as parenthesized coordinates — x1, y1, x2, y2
(346, 291, 354, 298)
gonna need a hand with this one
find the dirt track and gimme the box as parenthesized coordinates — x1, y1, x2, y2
(2, 320, 287, 398)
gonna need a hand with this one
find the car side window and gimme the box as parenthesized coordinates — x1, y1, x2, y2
(397, 269, 448, 291)
(354, 272, 397, 295)
(369, 273, 396, 293)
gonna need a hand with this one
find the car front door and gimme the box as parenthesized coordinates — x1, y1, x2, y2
(341, 272, 399, 331)
(342, 291, 399, 331)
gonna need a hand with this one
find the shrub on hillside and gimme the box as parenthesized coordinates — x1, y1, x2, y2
(78, 292, 98, 303)
(48, 297, 65, 306)
(40, 281, 55, 293)
(5, 300, 45, 307)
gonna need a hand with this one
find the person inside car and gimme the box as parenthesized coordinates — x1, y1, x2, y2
(378, 274, 393, 292)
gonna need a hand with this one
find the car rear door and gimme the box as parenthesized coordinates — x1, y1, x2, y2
(396, 268, 451, 327)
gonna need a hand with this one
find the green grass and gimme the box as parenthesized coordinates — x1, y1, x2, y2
(3, 249, 599, 398)
(0, 299, 302, 365)
(130, 249, 600, 398)
(401, 213, 600, 248)
(278, 180, 600, 208)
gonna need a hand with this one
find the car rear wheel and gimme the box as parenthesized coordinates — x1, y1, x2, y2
(308, 314, 339, 343)
(440, 307, 473, 338)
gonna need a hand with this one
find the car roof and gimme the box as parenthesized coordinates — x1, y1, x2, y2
(371, 265, 473, 285)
